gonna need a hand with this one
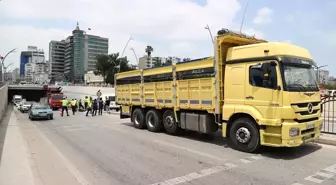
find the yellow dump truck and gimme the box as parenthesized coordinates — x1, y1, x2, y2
(115, 29, 322, 153)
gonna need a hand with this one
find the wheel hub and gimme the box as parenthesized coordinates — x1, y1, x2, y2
(165, 116, 174, 127)
(236, 127, 251, 144)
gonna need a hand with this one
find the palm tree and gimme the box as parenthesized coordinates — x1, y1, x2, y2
(145, 45, 153, 68)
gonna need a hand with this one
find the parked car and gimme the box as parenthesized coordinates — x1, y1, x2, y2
(103, 93, 119, 111)
(13, 95, 23, 107)
(28, 104, 54, 120)
(19, 101, 33, 113)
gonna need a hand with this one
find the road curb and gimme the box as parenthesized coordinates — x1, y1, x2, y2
(316, 133, 336, 146)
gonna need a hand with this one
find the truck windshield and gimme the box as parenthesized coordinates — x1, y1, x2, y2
(283, 62, 318, 92)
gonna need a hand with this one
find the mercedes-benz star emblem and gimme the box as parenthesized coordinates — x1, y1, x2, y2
(307, 103, 314, 114)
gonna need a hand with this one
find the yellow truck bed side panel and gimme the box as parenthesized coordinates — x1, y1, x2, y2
(116, 69, 141, 79)
(175, 57, 213, 71)
(143, 66, 172, 76)
(143, 82, 173, 108)
(177, 78, 215, 111)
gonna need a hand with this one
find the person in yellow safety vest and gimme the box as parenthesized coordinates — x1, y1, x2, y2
(84, 96, 89, 110)
(86, 97, 93, 116)
(61, 97, 70, 116)
(71, 99, 77, 115)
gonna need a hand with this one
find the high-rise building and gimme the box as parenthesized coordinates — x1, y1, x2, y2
(49, 40, 65, 81)
(138, 55, 182, 69)
(51, 23, 108, 82)
(20, 46, 45, 76)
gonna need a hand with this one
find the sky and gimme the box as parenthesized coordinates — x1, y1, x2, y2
(0, 0, 335, 75)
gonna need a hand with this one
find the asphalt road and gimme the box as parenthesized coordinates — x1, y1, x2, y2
(14, 108, 336, 185)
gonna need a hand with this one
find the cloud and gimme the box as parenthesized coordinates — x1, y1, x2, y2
(253, 7, 273, 25)
(0, 0, 264, 69)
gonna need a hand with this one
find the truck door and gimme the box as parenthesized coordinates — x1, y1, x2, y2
(245, 61, 283, 119)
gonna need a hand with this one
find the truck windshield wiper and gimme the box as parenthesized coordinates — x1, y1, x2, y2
(287, 84, 308, 91)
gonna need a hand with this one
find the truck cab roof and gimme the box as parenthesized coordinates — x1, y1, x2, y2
(226, 42, 313, 62)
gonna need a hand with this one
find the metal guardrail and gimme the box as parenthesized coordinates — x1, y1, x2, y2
(321, 95, 336, 134)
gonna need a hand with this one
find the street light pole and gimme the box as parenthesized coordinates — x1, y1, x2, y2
(204, 25, 214, 44)
(118, 36, 133, 72)
(1, 48, 16, 82)
(316, 65, 328, 84)
(130, 48, 139, 66)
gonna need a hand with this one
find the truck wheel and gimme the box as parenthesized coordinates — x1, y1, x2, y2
(229, 118, 260, 153)
(132, 108, 146, 129)
(145, 110, 163, 132)
(163, 110, 181, 135)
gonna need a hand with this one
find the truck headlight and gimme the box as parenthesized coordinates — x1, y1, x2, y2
(319, 123, 323, 130)
(289, 128, 300, 137)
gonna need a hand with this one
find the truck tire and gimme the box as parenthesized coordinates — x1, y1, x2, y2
(229, 118, 260, 153)
(163, 110, 181, 135)
(145, 110, 163, 132)
(132, 108, 146, 129)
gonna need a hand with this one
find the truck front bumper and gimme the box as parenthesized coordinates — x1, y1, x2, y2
(261, 118, 322, 147)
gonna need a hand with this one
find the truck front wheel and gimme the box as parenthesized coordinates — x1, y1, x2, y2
(132, 108, 146, 129)
(146, 110, 163, 132)
(163, 110, 181, 135)
(229, 118, 260, 153)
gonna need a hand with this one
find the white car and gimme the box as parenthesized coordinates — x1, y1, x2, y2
(102, 93, 119, 111)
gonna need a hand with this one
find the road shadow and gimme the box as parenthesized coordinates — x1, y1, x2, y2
(121, 122, 230, 148)
(0, 105, 13, 162)
(260, 143, 322, 160)
(121, 121, 322, 159)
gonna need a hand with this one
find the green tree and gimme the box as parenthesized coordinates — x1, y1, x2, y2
(152, 57, 163, 67)
(165, 56, 173, 65)
(94, 52, 132, 84)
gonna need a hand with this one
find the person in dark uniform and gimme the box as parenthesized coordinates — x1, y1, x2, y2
(92, 99, 98, 116)
(98, 98, 104, 115)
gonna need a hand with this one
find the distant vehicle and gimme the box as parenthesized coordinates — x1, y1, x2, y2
(48, 94, 64, 110)
(19, 101, 34, 113)
(103, 93, 119, 111)
(12, 95, 23, 106)
(28, 104, 53, 120)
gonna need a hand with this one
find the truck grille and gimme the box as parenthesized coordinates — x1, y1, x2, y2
(291, 101, 321, 122)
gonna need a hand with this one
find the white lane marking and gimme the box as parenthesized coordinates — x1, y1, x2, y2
(153, 140, 226, 162)
(149, 163, 237, 185)
(324, 164, 336, 173)
(291, 183, 303, 185)
(315, 172, 334, 178)
(101, 125, 129, 134)
(304, 175, 323, 183)
(30, 123, 90, 185)
(240, 159, 252, 163)
(64, 128, 87, 132)
(58, 125, 84, 129)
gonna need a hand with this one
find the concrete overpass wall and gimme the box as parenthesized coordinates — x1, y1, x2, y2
(0, 84, 8, 121)
(61, 86, 115, 97)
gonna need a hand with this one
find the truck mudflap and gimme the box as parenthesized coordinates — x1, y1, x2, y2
(120, 105, 131, 119)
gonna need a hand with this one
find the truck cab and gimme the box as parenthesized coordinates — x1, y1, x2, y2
(220, 34, 321, 152)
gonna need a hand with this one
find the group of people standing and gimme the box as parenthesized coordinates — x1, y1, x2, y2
(60, 96, 111, 117)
